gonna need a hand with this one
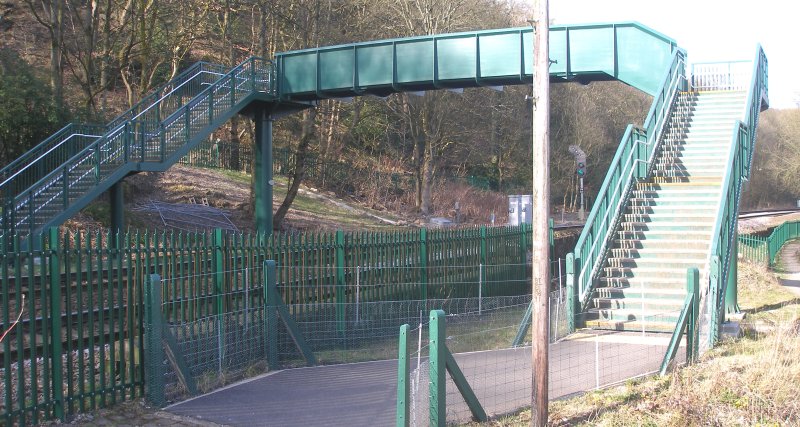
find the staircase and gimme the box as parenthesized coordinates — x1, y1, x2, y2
(582, 91, 748, 331)
(0, 58, 275, 242)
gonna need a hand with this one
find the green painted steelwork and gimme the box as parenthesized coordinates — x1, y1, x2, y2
(264, 259, 317, 367)
(427, 309, 487, 426)
(429, 310, 446, 426)
(396, 324, 411, 427)
(567, 48, 686, 318)
(47, 228, 64, 421)
(705, 45, 769, 348)
(2, 58, 276, 243)
(275, 22, 677, 100)
(737, 234, 769, 265)
(254, 111, 274, 233)
(738, 221, 800, 267)
(659, 268, 699, 375)
(3, 21, 680, 243)
(144, 274, 166, 407)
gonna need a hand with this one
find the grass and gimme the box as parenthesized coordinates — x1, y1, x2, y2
(462, 261, 800, 426)
(217, 169, 401, 230)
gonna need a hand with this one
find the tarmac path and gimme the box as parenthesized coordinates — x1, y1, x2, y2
(165, 331, 679, 426)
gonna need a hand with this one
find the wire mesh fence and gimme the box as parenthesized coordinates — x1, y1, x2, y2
(150, 259, 564, 403)
(403, 300, 684, 425)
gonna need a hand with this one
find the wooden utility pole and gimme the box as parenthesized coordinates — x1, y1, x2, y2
(530, 0, 550, 426)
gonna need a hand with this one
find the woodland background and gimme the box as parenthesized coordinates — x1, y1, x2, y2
(0, 0, 797, 229)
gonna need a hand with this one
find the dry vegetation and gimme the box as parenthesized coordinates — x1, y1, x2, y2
(469, 261, 800, 426)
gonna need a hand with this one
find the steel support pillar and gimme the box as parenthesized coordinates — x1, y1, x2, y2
(725, 230, 739, 314)
(254, 109, 274, 233)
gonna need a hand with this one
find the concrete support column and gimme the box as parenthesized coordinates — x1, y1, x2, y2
(254, 109, 274, 233)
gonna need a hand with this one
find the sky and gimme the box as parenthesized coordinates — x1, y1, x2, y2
(549, 0, 799, 109)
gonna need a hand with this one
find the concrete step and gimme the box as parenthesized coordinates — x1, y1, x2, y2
(592, 285, 687, 300)
(630, 187, 722, 197)
(609, 247, 709, 259)
(634, 181, 721, 191)
(582, 317, 679, 333)
(604, 257, 707, 270)
(616, 230, 713, 241)
(620, 215, 716, 226)
(618, 221, 714, 231)
(591, 296, 686, 311)
(651, 170, 725, 179)
(602, 265, 697, 279)
(582, 308, 681, 324)
(627, 197, 719, 206)
(613, 238, 710, 251)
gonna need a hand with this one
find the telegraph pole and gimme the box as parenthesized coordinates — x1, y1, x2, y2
(530, 0, 550, 426)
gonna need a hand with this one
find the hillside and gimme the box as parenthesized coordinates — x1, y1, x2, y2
(66, 165, 414, 234)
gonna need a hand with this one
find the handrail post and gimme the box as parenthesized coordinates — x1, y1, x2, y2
(566, 252, 576, 332)
(396, 324, 411, 427)
(686, 267, 699, 362)
(429, 310, 445, 426)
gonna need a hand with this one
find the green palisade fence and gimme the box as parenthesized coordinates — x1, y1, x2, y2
(0, 224, 535, 425)
(738, 220, 800, 267)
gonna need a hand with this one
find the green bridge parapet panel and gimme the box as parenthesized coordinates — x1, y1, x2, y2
(274, 22, 677, 101)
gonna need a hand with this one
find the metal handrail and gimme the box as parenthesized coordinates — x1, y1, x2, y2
(0, 63, 229, 210)
(703, 45, 767, 348)
(572, 49, 687, 305)
(8, 57, 275, 238)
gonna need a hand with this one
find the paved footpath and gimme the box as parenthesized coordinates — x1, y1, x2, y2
(164, 331, 678, 426)
(45, 330, 678, 426)
(776, 240, 800, 296)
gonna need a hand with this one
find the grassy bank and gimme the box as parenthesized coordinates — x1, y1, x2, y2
(470, 261, 800, 426)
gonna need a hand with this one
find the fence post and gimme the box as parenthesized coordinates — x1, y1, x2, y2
(548, 218, 555, 263)
(479, 226, 487, 298)
(686, 267, 699, 363)
(263, 260, 279, 370)
(725, 231, 739, 315)
(48, 228, 64, 421)
(709, 256, 720, 347)
(212, 228, 226, 370)
(396, 324, 411, 427)
(335, 230, 346, 335)
(420, 228, 428, 301)
(565, 253, 576, 332)
(429, 310, 445, 427)
(520, 223, 529, 274)
(144, 274, 165, 407)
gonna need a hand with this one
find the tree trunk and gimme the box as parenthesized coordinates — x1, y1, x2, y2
(273, 108, 316, 230)
(49, 0, 64, 112)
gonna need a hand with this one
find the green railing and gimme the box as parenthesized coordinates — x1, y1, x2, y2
(0, 63, 228, 209)
(738, 234, 769, 265)
(567, 49, 687, 320)
(704, 45, 768, 348)
(659, 268, 699, 375)
(738, 220, 800, 267)
(0, 224, 531, 425)
(4, 58, 275, 241)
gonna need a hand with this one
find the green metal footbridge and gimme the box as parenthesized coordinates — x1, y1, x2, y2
(0, 22, 677, 244)
(0, 20, 767, 354)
